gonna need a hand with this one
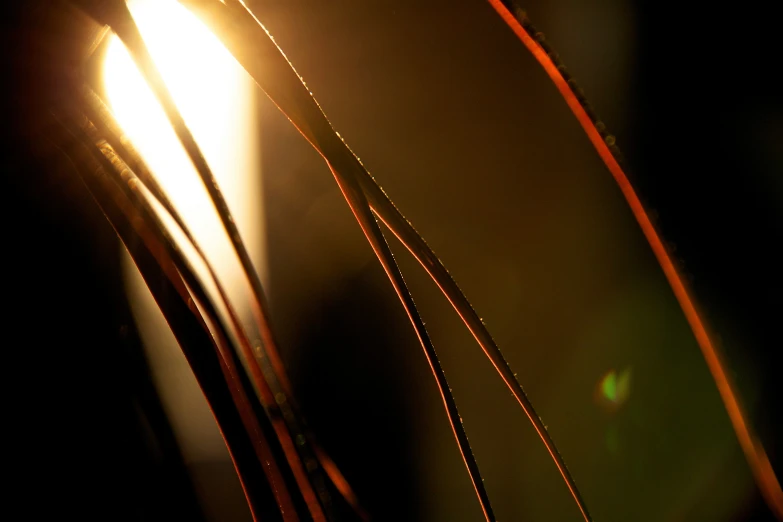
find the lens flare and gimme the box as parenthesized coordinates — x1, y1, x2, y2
(598, 367, 631, 410)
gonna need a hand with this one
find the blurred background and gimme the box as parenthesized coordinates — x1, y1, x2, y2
(2, 1, 781, 521)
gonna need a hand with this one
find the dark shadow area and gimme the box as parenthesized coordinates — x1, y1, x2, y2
(290, 274, 422, 521)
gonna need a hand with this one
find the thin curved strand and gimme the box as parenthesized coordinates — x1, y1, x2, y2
(326, 161, 497, 522)
(486, 0, 783, 518)
(179, 1, 496, 518)
(367, 199, 592, 522)
(109, 3, 290, 407)
(235, 1, 496, 516)
(181, 0, 591, 518)
(68, 112, 302, 522)
(77, 4, 348, 513)
(75, 85, 331, 521)
(98, 133, 326, 522)
(78, 84, 198, 260)
(48, 109, 294, 521)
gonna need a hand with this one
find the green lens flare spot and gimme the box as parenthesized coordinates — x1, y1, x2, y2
(601, 371, 617, 402)
(599, 367, 632, 405)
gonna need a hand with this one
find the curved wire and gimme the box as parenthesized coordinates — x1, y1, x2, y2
(78, 84, 367, 520)
(486, 0, 783, 518)
(179, 1, 497, 518)
(48, 108, 296, 521)
(76, 1, 340, 516)
(364, 190, 592, 522)
(76, 84, 331, 521)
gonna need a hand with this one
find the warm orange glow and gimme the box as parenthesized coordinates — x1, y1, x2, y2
(103, 0, 262, 475)
(104, 0, 262, 299)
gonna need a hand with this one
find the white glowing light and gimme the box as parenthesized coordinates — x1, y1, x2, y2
(104, 0, 262, 298)
(103, 0, 262, 467)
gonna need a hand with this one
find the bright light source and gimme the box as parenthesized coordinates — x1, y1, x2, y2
(104, 0, 262, 298)
(103, 0, 262, 475)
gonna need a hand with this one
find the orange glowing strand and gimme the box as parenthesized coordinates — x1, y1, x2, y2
(93, 138, 300, 522)
(180, 2, 499, 519)
(79, 86, 329, 522)
(91, 2, 343, 517)
(372, 212, 591, 522)
(51, 113, 294, 521)
(327, 164, 497, 522)
(92, 1, 369, 515)
(177, 2, 591, 520)
(486, 0, 783, 518)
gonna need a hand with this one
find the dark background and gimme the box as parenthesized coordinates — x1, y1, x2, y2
(2, 1, 780, 520)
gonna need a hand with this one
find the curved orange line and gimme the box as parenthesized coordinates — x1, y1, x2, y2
(487, 0, 783, 518)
